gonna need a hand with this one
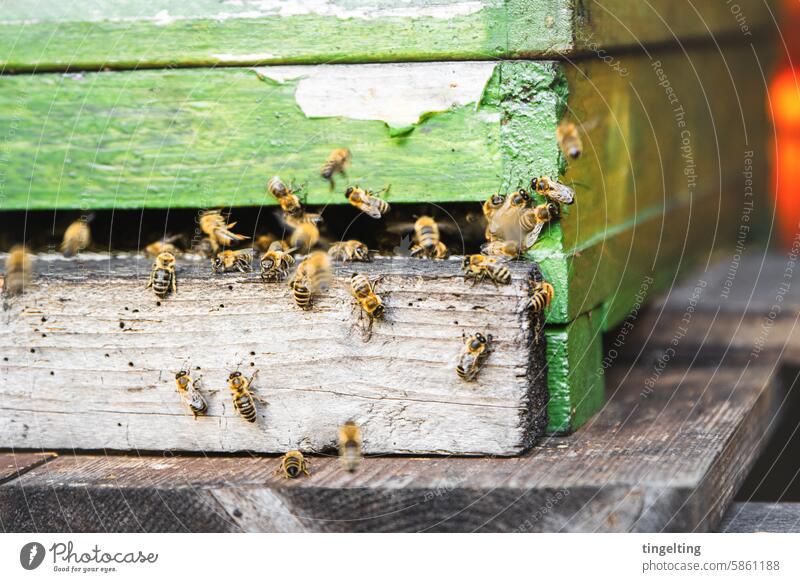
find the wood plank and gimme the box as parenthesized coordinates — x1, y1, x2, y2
(0, 256, 547, 455)
(0, 452, 55, 484)
(0, 61, 563, 210)
(0, 0, 773, 70)
(718, 503, 800, 533)
(0, 355, 779, 531)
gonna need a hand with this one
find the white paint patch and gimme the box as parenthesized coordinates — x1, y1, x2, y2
(255, 62, 497, 127)
(153, 9, 175, 26)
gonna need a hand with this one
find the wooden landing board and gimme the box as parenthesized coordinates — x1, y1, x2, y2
(0, 256, 547, 455)
(0, 359, 778, 532)
(718, 503, 800, 533)
(0, 0, 772, 70)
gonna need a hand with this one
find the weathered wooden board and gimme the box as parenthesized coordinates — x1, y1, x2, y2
(0, 61, 562, 211)
(0, 452, 55, 484)
(718, 503, 800, 533)
(0, 359, 779, 532)
(0, 255, 547, 455)
(0, 0, 772, 70)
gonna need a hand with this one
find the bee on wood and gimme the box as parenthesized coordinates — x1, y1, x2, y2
(3, 245, 32, 296)
(345, 186, 390, 219)
(456, 332, 493, 382)
(60, 214, 93, 257)
(530, 176, 575, 205)
(145, 234, 181, 257)
(480, 240, 520, 259)
(290, 251, 331, 310)
(519, 201, 561, 250)
(338, 420, 362, 472)
(350, 273, 384, 338)
(212, 249, 253, 274)
(328, 240, 370, 263)
(461, 254, 511, 286)
(557, 120, 583, 159)
(260, 241, 296, 283)
(175, 370, 208, 418)
(321, 148, 351, 189)
(199, 210, 249, 254)
(267, 176, 304, 217)
(228, 370, 265, 423)
(146, 251, 177, 298)
(409, 216, 449, 259)
(527, 274, 555, 312)
(289, 222, 320, 254)
(276, 450, 310, 479)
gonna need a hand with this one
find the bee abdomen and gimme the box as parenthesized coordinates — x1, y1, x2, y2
(283, 457, 303, 478)
(234, 393, 257, 422)
(493, 265, 511, 284)
(152, 269, 173, 297)
(292, 279, 312, 309)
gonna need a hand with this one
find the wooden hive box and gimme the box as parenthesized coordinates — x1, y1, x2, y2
(0, 1, 775, 452)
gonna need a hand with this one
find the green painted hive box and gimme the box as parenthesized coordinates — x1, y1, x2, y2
(0, 1, 774, 442)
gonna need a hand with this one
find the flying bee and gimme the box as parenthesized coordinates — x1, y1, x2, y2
(320, 148, 351, 189)
(260, 242, 296, 283)
(519, 201, 561, 250)
(328, 240, 370, 263)
(199, 210, 249, 254)
(350, 273, 384, 339)
(409, 216, 449, 259)
(480, 239, 520, 259)
(487, 189, 531, 241)
(60, 214, 93, 257)
(276, 450, 310, 479)
(290, 251, 331, 310)
(4, 245, 32, 296)
(530, 176, 575, 205)
(254, 234, 276, 253)
(456, 332, 493, 382)
(338, 420, 362, 472)
(212, 249, 253, 274)
(557, 120, 583, 159)
(345, 186, 390, 219)
(175, 370, 208, 418)
(289, 222, 320, 253)
(461, 254, 511, 286)
(145, 234, 181, 257)
(267, 176, 305, 217)
(146, 251, 177, 298)
(284, 212, 322, 230)
(228, 370, 264, 423)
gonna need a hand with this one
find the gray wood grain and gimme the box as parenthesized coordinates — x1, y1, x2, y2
(718, 503, 800, 533)
(0, 255, 547, 455)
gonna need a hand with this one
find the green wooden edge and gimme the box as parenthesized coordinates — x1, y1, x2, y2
(545, 308, 604, 434)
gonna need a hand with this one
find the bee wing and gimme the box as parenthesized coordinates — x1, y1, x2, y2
(216, 227, 249, 243)
(523, 221, 546, 250)
(356, 200, 384, 219)
(549, 183, 575, 205)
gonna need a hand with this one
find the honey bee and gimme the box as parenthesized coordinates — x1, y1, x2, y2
(228, 370, 265, 423)
(254, 234, 277, 253)
(461, 254, 511, 286)
(199, 210, 249, 254)
(557, 120, 583, 159)
(530, 176, 575, 205)
(480, 240, 519, 259)
(145, 234, 181, 257)
(267, 176, 304, 217)
(527, 273, 555, 312)
(289, 222, 320, 253)
(284, 212, 323, 230)
(338, 420, 362, 472)
(487, 189, 531, 241)
(260, 241, 296, 282)
(212, 248, 253, 274)
(328, 240, 370, 262)
(350, 273, 384, 338)
(482, 193, 506, 221)
(320, 148, 351, 189)
(3, 245, 32, 296)
(60, 214, 93, 257)
(146, 251, 177, 298)
(175, 370, 208, 418)
(276, 450, 310, 479)
(456, 332, 493, 382)
(345, 186, 390, 219)
(519, 201, 561, 249)
(409, 216, 449, 259)
(290, 251, 331, 310)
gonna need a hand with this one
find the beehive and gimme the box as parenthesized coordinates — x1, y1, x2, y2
(0, 1, 774, 452)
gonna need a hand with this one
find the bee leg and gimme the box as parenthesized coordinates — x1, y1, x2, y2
(171, 274, 177, 295)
